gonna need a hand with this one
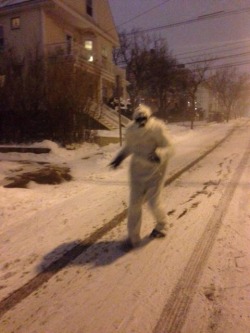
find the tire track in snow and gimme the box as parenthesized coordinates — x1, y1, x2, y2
(0, 125, 239, 318)
(0, 209, 127, 318)
(153, 137, 250, 333)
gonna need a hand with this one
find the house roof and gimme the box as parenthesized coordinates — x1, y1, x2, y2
(0, 0, 32, 8)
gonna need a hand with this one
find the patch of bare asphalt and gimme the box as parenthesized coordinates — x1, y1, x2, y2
(4, 164, 72, 188)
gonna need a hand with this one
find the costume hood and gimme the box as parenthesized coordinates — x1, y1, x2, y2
(133, 104, 152, 121)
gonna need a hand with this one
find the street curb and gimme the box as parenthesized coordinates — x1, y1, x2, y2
(0, 147, 51, 154)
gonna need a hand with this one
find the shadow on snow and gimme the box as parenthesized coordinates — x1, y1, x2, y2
(37, 237, 152, 273)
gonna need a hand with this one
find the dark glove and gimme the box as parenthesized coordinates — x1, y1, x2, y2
(109, 154, 124, 169)
(148, 152, 160, 163)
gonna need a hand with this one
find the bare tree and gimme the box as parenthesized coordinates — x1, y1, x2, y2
(207, 67, 250, 122)
(0, 49, 45, 142)
(182, 59, 212, 129)
(45, 59, 99, 144)
(143, 42, 179, 118)
(0, 49, 99, 144)
(114, 30, 179, 116)
(114, 30, 214, 123)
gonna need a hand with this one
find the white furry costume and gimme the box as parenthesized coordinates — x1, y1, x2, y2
(110, 104, 174, 246)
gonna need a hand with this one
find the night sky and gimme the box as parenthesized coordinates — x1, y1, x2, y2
(108, 0, 250, 72)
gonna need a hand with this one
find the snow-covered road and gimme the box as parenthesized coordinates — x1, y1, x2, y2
(0, 120, 249, 332)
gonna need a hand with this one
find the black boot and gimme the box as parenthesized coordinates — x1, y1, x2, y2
(119, 239, 135, 252)
(150, 228, 166, 238)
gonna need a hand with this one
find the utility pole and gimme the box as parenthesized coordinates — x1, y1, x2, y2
(116, 75, 122, 146)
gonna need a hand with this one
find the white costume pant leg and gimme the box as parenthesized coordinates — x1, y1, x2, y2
(127, 182, 145, 245)
(147, 179, 167, 232)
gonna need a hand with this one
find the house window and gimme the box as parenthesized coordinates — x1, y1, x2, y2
(0, 26, 4, 50)
(11, 17, 20, 30)
(84, 40, 94, 62)
(86, 0, 93, 16)
(84, 40, 93, 51)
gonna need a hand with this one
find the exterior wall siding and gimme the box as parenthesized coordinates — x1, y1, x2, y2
(1, 8, 42, 58)
(94, 0, 119, 44)
(43, 11, 67, 45)
(60, 0, 119, 44)
(60, 0, 86, 17)
(0, 0, 127, 117)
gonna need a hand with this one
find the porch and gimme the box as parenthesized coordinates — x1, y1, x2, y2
(45, 41, 122, 82)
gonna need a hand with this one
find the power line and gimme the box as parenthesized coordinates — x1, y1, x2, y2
(177, 44, 250, 63)
(207, 59, 250, 70)
(181, 53, 250, 70)
(111, 3, 250, 71)
(174, 58, 250, 72)
(117, 56, 250, 73)
(117, 43, 250, 69)
(117, 48, 250, 69)
(183, 51, 250, 66)
(124, 6, 250, 35)
(174, 39, 250, 59)
(108, 0, 171, 32)
(116, 0, 171, 29)
(111, 3, 250, 69)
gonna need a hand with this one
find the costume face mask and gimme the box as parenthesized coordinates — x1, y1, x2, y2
(135, 114, 148, 127)
(133, 104, 152, 128)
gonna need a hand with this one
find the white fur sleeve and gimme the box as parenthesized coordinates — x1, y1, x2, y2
(155, 124, 174, 162)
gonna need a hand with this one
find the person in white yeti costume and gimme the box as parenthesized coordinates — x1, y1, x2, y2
(110, 104, 174, 248)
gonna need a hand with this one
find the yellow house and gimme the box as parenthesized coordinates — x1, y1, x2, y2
(0, 0, 128, 129)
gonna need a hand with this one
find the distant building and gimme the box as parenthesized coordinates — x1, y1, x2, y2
(196, 84, 220, 121)
(0, 0, 128, 129)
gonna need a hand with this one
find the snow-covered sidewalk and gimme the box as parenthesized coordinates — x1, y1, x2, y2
(0, 120, 242, 302)
(1, 119, 250, 333)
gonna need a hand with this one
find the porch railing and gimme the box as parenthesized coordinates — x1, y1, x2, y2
(45, 42, 116, 76)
